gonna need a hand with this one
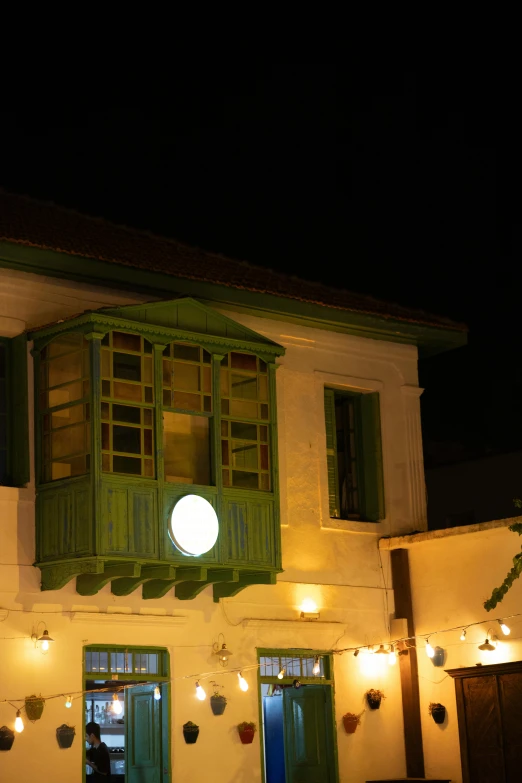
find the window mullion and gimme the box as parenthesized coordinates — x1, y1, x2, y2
(86, 332, 104, 549)
(153, 344, 165, 486)
(212, 354, 225, 490)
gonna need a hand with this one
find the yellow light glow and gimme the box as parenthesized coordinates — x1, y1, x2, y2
(154, 686, 161, 701)
(14, 711, 24, 733)
(500, 621, 511, 636)
(388, 647, 397, 666)
(238, 673, 249, 692)
(41, 639, 49, 652)
(65, 696, 72, 708)
(112, 694, 122, 715)
(300, 598, 318, 614)
(312, 657, 320, 676)
(195, 682, 206, 700)
(277, 668, 285, 680)
(426, 641, 435, 658)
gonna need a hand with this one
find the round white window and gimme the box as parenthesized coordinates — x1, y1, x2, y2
(169, 495, 219, 557)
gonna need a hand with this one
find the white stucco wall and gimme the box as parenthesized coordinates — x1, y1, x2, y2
(382, 519, 522, 783)
(0, 267, 428, 782)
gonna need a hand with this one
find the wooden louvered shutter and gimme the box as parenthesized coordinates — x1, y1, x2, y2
(360, 391, 385, 522)
(324, 388, 339, 518)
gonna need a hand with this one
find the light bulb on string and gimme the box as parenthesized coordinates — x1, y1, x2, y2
(425, 639, 435, 658)
(154, 686, 161, 701)
(65, 695, 72, 709)
(460, 629, 467, 642)
(238, 672, 249, 692)
(277, 668, 285, 680)
(499, 619, 511, 635)
(195, 681, 206, 701)
(388, 645, 396, 666)
(112, 694, 122, 715)
(14, 710, 24, 733)
(353, 649, 359, 657)
(312, 657, 320, 676)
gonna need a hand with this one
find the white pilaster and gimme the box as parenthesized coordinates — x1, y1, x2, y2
(401, 385, 427, 531)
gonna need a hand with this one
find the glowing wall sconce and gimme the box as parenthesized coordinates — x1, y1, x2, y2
(300, 599, 319, 621)
(31, 623, 55, 654)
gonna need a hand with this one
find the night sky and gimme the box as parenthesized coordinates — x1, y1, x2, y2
(1, 66, 520, 467)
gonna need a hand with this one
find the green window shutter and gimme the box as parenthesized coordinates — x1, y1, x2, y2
(9, 333, 30, 486)
(360, 391, 385, 522)
(324, 388, 339, 518)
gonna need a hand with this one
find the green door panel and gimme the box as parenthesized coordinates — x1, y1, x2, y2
(283, 685, 335, 783)
(126, 684, 162, 783)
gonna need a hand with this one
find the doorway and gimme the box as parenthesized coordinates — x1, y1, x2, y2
(258, 649, 338, 783)
(84, 645, 170, 783)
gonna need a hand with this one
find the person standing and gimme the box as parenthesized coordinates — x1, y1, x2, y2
(85, 721, 111, 781)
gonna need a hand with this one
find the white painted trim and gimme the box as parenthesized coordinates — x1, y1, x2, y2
(242, 619, 344, 632)
(71, 612, 188, 626)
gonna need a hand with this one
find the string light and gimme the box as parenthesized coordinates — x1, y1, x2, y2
(14, 710, 24, 733)
(460, 629, 467, 641)
(312, 656, 320, 676)
(154, 686, 161, 701)
(425, 639, 435, 658)
(112, 694, 122, 715)
(499, 619, 511, 636)
(65, 695, 72, 708)
(195, 682, 206, 701)
(388, 645, 396, 666)
(277, 668, 285, 679)
(353, 649, 359, 657)
(238, 672, 249, 692)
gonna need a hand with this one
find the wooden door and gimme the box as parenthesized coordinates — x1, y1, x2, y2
(499, 673, 522, 781)
(462, 675, 504, 783)
(283, 685, 335, 783)
(449, 661, 522, 783)
(126, 684, 162, 783)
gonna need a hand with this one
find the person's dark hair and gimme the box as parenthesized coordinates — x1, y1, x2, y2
(86, 721, 101, 740)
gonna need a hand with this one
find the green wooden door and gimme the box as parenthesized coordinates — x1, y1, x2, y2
(283, 685, 336, 783)
(126, 685, 162, 783)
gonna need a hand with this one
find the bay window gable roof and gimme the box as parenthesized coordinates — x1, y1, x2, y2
(29, 296, 285, 359)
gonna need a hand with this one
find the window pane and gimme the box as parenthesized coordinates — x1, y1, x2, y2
(113, 352, 141, 382)
(232, 470, 258, 489)
(113, 404, 141, 424)
(113, 425, 141, 454)
(101, 350, 110, 377)
(52, 423, 85, 458)
(231, 373, 258, 399)
(231, 441, 258, 470)
(51, 403, 85, 428)
(173, 391, 201, 411)
(113, 381, 142, 402)
(230, 353, 257, 371)
(230, 400, 257, 418)
(48, 381, 83, 408)
(113, 455, 141, 475)
(47, 333, 83, 358)
(164, 411, 210, 485)
(48, 352, 82, 387)
(173, 344, 200, 362)
(173, 362, 199, 391)
(112, 332, 141, 352)
(231, 422, 257, 440)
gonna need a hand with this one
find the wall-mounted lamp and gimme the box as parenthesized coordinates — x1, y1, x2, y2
(299, 599, 319, 621)
(31, 623, 55, 654)
(478, 637, 496, 652)
(213, 633, 233, 667)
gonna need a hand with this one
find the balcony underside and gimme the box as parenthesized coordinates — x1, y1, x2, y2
(37, 557, 278, 601)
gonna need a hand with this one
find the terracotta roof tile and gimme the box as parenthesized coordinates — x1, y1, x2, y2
(0, 190, 466, 332)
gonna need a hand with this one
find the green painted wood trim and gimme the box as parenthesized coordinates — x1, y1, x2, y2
(29, 310, 285, 359)
(174, 568, 239, 600)
(212, 570, 277, 602)
(40, 558, 104, 591)
(256, 648, 339, 783)
(142, 566, 208, 599)
(7, 334, 30, 486)
(0, 242, 466, 357)
(76, 563, 141, 595)
(161, 681, 171, 783)
(111, 565, 177, 596)
(324, 388, 340, 519)
(268, 363, 282, 569)
(360, 391, 385, 521)
(86, 333, 104, 554)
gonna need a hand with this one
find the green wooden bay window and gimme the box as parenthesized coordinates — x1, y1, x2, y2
(31, 298, 284, 599)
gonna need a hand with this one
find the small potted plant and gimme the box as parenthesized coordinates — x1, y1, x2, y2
(25, 695, 45, 722)
(237, 721, 256, 744)
(0, 726, 15, 751)
(182, 721, 200, 744)
(342, 712, 363, 734)
(56, 724, 76, 749)
(429, 702, 446, 724)
(365, 689, 385, 710)
(210, 684, 227, 716)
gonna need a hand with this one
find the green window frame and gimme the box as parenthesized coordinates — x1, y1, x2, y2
(84, 644, 169, 681)
(37, 327, 275, 494)
(0, 334, 29, 487)
(324, 388, 385, 522)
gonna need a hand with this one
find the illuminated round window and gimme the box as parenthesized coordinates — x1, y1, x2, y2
(169, 495, 219, 557)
